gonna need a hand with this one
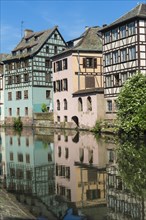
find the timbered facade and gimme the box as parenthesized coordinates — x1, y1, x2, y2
(3, 26, 66, 125)
(52, 27, 105, 129)
(100, 4, 146, 120)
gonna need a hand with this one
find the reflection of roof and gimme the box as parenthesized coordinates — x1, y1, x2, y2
(100, 3, 146, 31)
(73, 88, 104, 97)
(3, 26, 66, 62)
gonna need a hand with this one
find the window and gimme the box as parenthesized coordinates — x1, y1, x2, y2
(8, 92, 12, 101)
(63, 59, 67, 69)
(8, 76, 13, 85)
(105, 75, 112, 87)
(121, 49, 127, 62)
(57, 116, 60, 122)
(79, 148, 84, 162)
(105, 53, 111, 66)
(64, 99, 67, 110)
(121, 73, 128, 84)
(64, 116, 68, 122)
(57, 100, 60, 110)
(45, 72, 51, 82)
(128, 22, 135, 36)
(54, 33, 57, 39)
(63, 79, 68, 91)
(15, 75, 21, 84)
(113, 51, 118, 64)
(78, 98, 83, 111)
(26, 138, 29, 146)
(105, 31, 110, 43)
(114, 74, 119, 86)
(25, 107, 28, 116)
(83, 58, 97, 68)
(17, 108, 20, 116)
(46, 46, 49, 54)
(129, 46, 136, 60)
(85, 76, 95, 88)
(55, 60, 62, 71)
(54, 45, 57, 54)
(46, 90, 51, 99)
(16, 91, 21, 100)
(16, 62, 21, 69)
(26, 154, 30, 163)
(112, 28, 118, 41)
(107, 100, 112, 112)
(24, 90, 28, 99)
(18, 137, 21, 146)
(56, 80, 61, 91)
(25, 60, 29, 67)
(10, 152, 13, 161)
(120, 25, 126, 38)
(9, 108, 12, 116)
(65, 148, 69, 159)
(10, 137, 13, 145)
(24, 73, 29, 82)
(87, 96, 92, 111)
(45, 59, 52, 68)
(58, 146, 61, 157)
(18, 153, 23, 162)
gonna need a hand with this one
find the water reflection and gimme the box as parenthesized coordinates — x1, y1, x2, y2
(0, 128, 146, 220)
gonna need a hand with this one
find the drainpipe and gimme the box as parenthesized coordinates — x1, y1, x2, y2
(77, 51, 80, 90)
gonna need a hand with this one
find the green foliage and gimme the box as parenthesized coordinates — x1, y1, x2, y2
(13, 117, 23, 130)
(91, 120, 102, 133)
(41, 103, 48, 112)
(117, 136, 146, 197)
(117, 73, 146, 134)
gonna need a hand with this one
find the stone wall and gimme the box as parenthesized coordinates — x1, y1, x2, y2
(33, 113, 54, 128)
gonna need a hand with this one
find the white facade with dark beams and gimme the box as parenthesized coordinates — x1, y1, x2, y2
(100, 4, 146, 120)
(3, 26, 66, 126)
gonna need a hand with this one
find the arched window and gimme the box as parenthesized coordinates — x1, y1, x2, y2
(78, 98, 83, 111)
(57, 100, 60, 110)
(87, 96, 92, 111)
(64, 99, 67, 110)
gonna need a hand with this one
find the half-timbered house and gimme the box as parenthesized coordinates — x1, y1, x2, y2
(52, 27, 105, 129)
(100, 3, 146, 120)
(3, 26, 66, 126)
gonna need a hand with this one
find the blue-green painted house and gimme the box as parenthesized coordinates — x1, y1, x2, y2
(3, 26, 66, 126)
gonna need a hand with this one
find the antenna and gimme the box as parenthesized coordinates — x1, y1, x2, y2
(21, 21, 24, 38)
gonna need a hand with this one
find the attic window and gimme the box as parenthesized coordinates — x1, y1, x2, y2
(34, 36, 38, 41)
(12, 51, 16, 56)
(27, 48, 31, 53)
(54, 33, 57, 40)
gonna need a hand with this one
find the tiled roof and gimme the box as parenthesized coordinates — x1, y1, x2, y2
(51, 26, 102, 59)
(73, 27, 102, 51)
(73, 88, 104, 96)
(100, 3, 146, 31)
(0, 54, 9, 63)
(3, 26, 60, 62)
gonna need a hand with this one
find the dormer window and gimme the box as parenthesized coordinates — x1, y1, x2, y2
(12, 51, 16, 56)
(34, 36, 38, 41)
(27, 48, 31, 53)
(20, 50, 23, 54)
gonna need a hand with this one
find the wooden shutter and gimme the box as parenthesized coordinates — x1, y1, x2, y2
(83, 58, 86, 68)
(94, 58, 97, 68)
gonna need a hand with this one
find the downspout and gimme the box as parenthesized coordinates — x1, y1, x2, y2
(77, 51, 80, 90)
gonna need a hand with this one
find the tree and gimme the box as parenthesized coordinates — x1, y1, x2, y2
(41, 103, 48, 112)
(117, 73, 146, 134)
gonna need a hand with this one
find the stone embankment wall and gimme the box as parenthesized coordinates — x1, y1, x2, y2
(33, 113, 54, 128)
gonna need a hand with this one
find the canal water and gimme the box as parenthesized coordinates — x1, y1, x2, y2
(0, 127, 145, 220)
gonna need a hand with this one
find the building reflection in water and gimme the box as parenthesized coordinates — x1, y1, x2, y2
(0, 128, 145, 219)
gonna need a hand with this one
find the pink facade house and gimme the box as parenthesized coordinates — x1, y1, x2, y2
(52, 27, 105, 129)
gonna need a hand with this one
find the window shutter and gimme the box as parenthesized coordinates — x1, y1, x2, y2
(94, 58, 97, 68)
(83, 58, 86, 68)
(54, 63, 56, 72)
(53, 81, 56, 92)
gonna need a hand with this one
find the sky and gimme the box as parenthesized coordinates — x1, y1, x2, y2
(0, 0, 144, 54)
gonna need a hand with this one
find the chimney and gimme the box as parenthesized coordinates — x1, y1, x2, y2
(24, 29, 33, 37)
(85, 26, 89, 31)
